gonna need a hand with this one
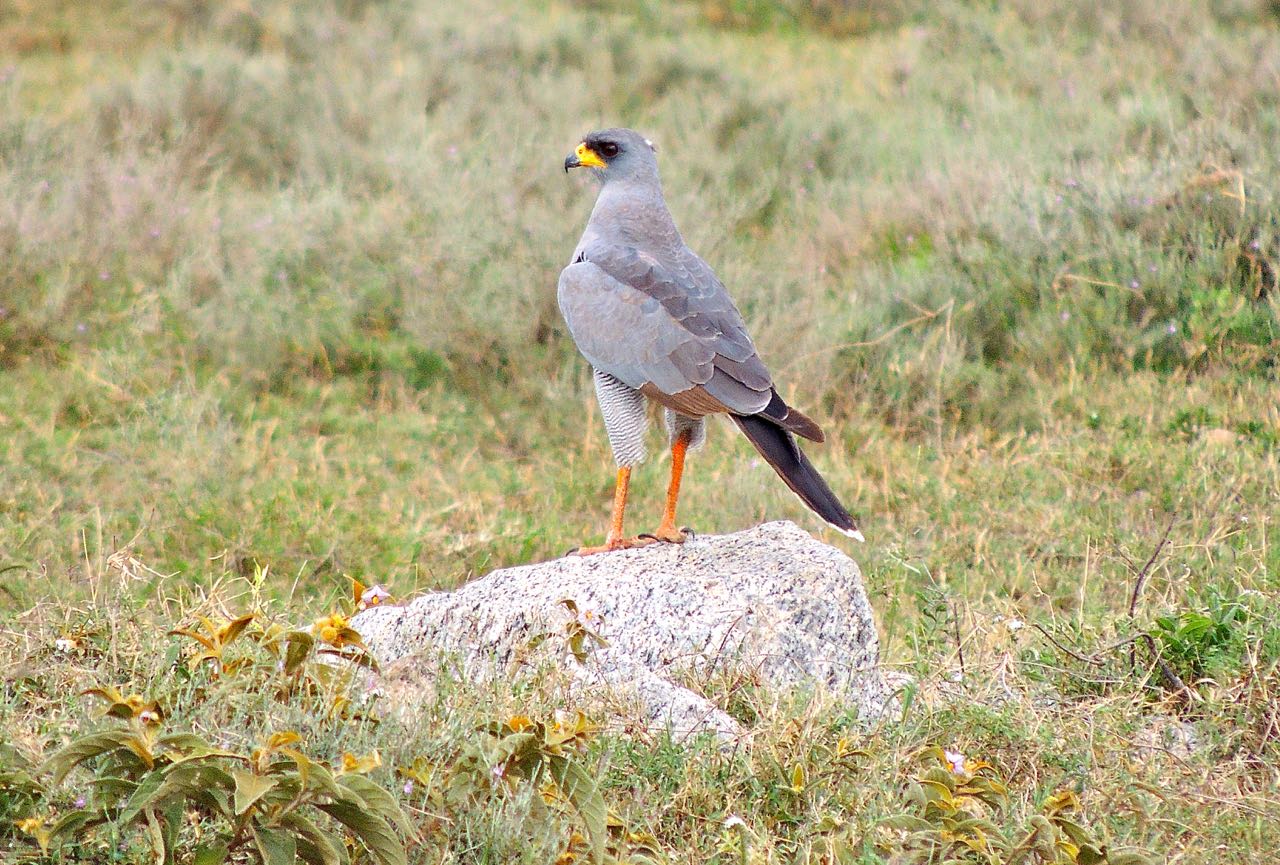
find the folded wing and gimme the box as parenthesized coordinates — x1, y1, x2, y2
(557, 243, 774, 417)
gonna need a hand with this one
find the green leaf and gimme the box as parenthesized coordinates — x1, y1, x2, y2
(317, 793, 406, 865)
(219, 613, 257, 648)
(193, 843, 230, 865)
(338, 774, 414, 836)
(921, 767, 959, 788)
(232, 770, 278, 816)
(549, 754, 607, 865)
(116, 765, 172, 825)
(48, 809, 96, 842)
(0, 763, 42, 794)
(1055, 817, 1097, 847)
(297, 836, 340, 865)
(878, 814, 934, 832)
(152, 764, 237, 818)
(280, 751, 343, 798)
(44, 730, 139, 784)
(161, 802, 183, 863)
(1107, 851, 1157, 865)
(252, 822, 298, 865)
(916, 777, 955, 804)
(1077, 843, 1108, 865)
(156, 732, 232, 761)
(90, 775, 139, 801)
(285, 631, 315, 675)
(143, 808, 169, 864)
(490, 731, 540, 780)
(280, 812, 346, 865)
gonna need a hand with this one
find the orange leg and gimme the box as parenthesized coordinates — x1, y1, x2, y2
(574, 467, 646, 555)
(643, 430, 691, 544)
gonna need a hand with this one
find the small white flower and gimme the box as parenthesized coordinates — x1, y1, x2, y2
(724, 815, 747, 830)
(359, 584, 392, 610)
(944, 749, 966, 774)
(1006, 618, 1024, 632)
(55, 638, 77, 653)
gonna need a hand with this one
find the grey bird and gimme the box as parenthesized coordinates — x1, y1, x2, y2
(560, 128, 863, 554)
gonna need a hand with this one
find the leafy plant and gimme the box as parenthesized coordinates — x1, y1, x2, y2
(876, 747, 1153, 864)
(21, 688, 412, 863)
(0, 744, 46, 847)
(1152, 590, 1252, 684)
(450, 712, 609, 864)
(169, 588, 377, 710)
(168, 613, 258, 676)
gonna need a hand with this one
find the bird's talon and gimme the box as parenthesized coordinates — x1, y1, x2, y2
(641, 526, 689, 544)
(572, 536, 652, 556)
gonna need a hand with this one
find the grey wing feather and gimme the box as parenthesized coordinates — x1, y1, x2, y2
(558, 260, 713, 396)
(558, 243, 773, 415)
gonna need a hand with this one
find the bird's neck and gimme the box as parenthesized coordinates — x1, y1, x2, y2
(589, 181, 682, 246)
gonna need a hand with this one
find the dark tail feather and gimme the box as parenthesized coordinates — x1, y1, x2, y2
(732, 413, 864, 541)
(760, 389, 824, 442)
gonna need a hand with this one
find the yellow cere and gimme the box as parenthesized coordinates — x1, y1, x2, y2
(575, 142, 607, 169)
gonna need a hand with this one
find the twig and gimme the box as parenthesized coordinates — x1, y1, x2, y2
(1138, 633, 1195, 702)
(950, 597, 966, 679)
(1032, 622, 1104, 667)
(1128, 516, 1175, 619)
(1032, 623, 1143, 667)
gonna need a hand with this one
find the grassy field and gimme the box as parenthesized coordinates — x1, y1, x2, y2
(2, 0, 1279, 861)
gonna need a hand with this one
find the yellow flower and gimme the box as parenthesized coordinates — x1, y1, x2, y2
(314, 612, 352, 647)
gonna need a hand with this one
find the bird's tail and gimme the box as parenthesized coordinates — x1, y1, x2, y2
(732, 413, 864, 541)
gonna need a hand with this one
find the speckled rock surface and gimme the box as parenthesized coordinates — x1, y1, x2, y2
(352, 521, 893, 738)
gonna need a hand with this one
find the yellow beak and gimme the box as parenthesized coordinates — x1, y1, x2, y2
(564, 142, 607, 172)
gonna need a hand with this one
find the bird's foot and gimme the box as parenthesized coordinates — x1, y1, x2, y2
(569, 535, 653, 556)
(636, 524, 692, 545)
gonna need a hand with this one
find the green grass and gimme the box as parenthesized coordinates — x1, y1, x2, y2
(2, 0, 1279, 861)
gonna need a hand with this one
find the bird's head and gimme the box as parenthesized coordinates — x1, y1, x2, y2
(564, 128, 658, 184)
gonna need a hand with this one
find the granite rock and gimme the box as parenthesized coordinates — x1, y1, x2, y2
(352, 521, 893, 738)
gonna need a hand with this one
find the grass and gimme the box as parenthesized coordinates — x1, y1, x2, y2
(1, 0, 1279, 861)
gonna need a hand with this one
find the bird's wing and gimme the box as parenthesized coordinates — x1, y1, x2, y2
(558, 244, 773, 415)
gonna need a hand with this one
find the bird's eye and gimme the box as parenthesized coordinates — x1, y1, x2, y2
(599, 141, 619, 158)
